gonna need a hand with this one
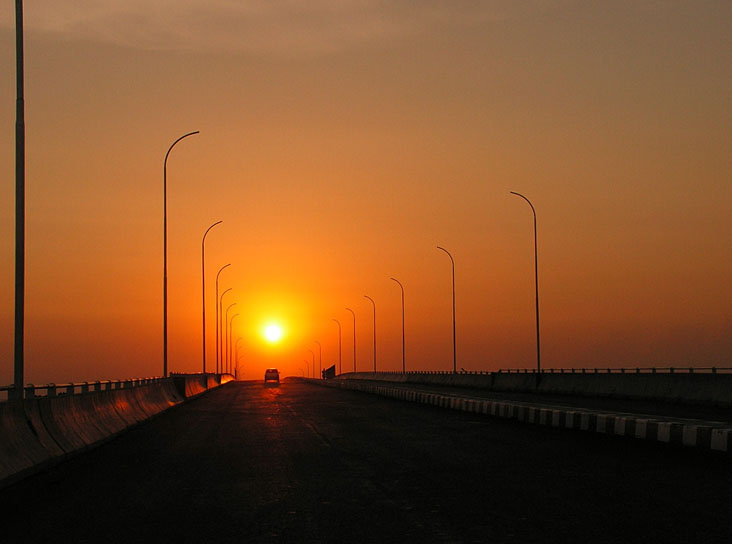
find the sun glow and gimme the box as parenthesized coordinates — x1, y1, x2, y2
(263, 323, 284, 343)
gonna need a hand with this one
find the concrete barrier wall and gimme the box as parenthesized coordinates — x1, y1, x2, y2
(173, 375, 208, 399)
(496, 372, 732, 406)
(0, 375, 229, 489)
(337, 371, 732, 407)
(305, 378, 732, 454)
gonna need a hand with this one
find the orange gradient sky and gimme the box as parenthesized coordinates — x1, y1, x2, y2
(1, 1, 731, 383)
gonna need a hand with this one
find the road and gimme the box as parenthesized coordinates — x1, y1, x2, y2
(2, 380, 731, 543)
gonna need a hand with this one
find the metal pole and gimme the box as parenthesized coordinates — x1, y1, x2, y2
(345, 308, 356, 372)
(315, 341, 322, 378)
(12, 0, 25, 400)
(437, 246, 456, 373)
(510, 192, 541, 376)
(219, 288, 232, 372)
(229, 314, 239, 375)
(214, 264, 230, 374)
(390, 278, 406, 373)
(364, 296, 376, 372)
(163, 130, 199, 377)
(332, 319, 342, 376)
(224, 303, 236, 374)
(201, 221, 223, 374)
(308, 350, 315, 379)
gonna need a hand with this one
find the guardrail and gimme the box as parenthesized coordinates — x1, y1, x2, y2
(0, 373, 234, 403)
(341, 367, 732, 376)
(359, 370, 492, 376)
(495, 367, 732, 374)
(0, 378, 167, 402)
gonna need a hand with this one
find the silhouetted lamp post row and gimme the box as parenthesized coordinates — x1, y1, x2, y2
(327, 193, 537, 377)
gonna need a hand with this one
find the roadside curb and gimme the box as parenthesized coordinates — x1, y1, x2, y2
(304, 378, 732, 454)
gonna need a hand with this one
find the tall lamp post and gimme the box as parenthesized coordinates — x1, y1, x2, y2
(201, 221, 223, 374)
(214, 264, 231, 373)
(437, 246, 457, 374)
(332, 319, 342, 376)
(12, 0, 25, 400)
(510, 191, 541, 376)
(314, 341, 322, 378)
(229, 313, 239, 374)
(308, 349, 315, 379)
(163, 130, 199, 377)
(345, 307, 356, 372)
(364, 296, 376, 372)
(224, 303, 236, 374)
(390, 278, 406, 373)
(217, 285, 232, 373)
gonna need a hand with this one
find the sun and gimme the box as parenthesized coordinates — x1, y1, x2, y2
(263, 323, 284, 343)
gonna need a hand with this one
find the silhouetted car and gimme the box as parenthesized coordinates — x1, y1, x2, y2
(264, 368, 280, 383)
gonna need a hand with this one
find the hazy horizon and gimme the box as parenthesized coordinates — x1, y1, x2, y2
(1, 1, 731, 384)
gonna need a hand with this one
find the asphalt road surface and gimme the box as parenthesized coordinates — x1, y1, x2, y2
(2, 380, 731, 543)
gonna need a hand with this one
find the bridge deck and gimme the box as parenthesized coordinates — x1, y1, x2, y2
(1, 380, 730, 542)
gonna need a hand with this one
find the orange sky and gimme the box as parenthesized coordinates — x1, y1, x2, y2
(1, 1, 731, 384)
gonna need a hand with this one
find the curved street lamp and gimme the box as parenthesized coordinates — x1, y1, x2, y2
(201, 221, 223, 374)
(510, 191, 541, 376)
(224, 302, 236, 374)
(364, 296, 376, 372)
(214, 264, 231, 373)
(390, 277, 406, 373)
(437, 246, 457, 374)
(163, 130, 199, 377)
(217, 284, 232, 373)
(345, 307, 356, 372)
(332, 318, 342, 376)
